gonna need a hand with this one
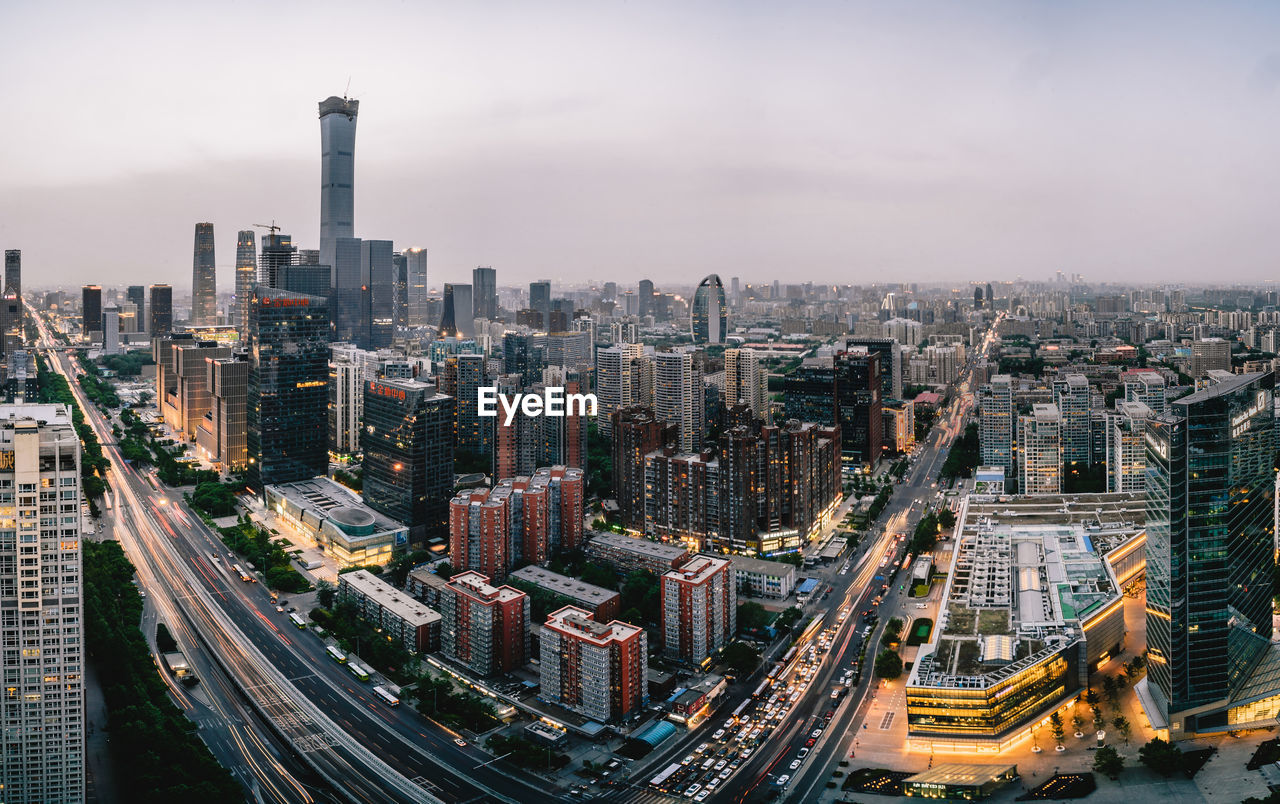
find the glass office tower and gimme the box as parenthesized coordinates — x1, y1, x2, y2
(1145, 371, 1276, 736)
(247, 286, 330, 490)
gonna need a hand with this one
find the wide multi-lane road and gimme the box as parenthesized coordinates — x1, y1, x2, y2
(35, 315, 562, 804)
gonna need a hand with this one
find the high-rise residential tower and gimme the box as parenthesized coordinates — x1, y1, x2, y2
(724, 347, 769, 422)
(473, 266, 497, 320)
(126, 285, 145, 324)
(149, 284, 172, 336)
(1018, 403, 1061, 495)
(978, 374, 1014, 478)
(655, 349, 705, 452)
(1145, 371, 1276, 738)
(1052, 373, 1091, 465)
(319, 96, 359, 272)
(191, 222, 217, 326)
(0, 404, 84, 804)
(691, 273, 728, 344)
(234, 230, 257, 341)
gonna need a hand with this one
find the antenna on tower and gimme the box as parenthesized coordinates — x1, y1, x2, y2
(345, 76, 352, 99)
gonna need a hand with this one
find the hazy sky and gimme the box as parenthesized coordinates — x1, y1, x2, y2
(4, 1, 1280, 291)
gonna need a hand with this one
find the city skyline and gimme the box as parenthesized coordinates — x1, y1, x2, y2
(6, 2, 1280, 287)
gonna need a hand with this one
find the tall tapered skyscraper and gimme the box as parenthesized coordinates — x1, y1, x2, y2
(234, 230, 256, 341)
(691, 273, 727, 344)
(191, 222, 217, 326)
(319, 96, 359, 273)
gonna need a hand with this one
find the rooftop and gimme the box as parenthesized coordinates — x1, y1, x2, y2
(727, 554, 797, 577)
(339, 570, 441, 628)
(587, 532, 691, 561)
(509, 565, 620, 606)
(911, 493, 1140, 689)
(664, 554, 730, 584)
(448, 570, 527, 604)
(543, 605, 643, 646)
(267, 476, 405, 537)
(905, 763, 1017, 786)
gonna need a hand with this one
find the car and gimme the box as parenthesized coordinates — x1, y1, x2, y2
(824, 711, 834, 721)
(740, 748, 753, 759)
(805, 738, 816, 747)
(712, 729, 725, 740)
(789, 759, 802, 770)
(916, 603, 928, 609)
(719, 769, 732, 780)
(708, 778, 722, 789)
(730, 758, 742, 769)
(798, 747, 809, 758)
(696, 742, 710, 754)
(695, 791, 710, 802)
(681, 754, 695, 765)
(275, 605, 285, 613)
(776, 775, 791, 787)
(453, 738, 467, 747)
(714, 760, 726, 771)
(701, 758, 715, 771)
(811, 728, 823, 738)
(684, 783, 701, 798)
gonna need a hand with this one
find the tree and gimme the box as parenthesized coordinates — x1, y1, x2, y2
(937, 508, 956, 530)
(874, 649, 902, 680)
(1112, 715, 1132, 744)
(1092, 705, 1105, 732)
(721, 642, 761, 675)
(737, 601, 770, 632)
(190, 482, 237, 518)
(1138, 738, 1184, 777)
(1072, 713, 1086, 736)
(1085, 687, 1100, 706)
(1102, 675, 1120, 708)
(881, 617, 904, 647)
(315, 579, 336, 609)
(1093, 744, 1124, 779)
(1049, 712, 1065, 746)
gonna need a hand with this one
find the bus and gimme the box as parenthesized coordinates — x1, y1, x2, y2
(781, 647, 798, 665)
(288, 613, 307, 629)
(326, 645, 348, 664)
(649, 763, 681, 793)
(751, 680, 769, 699)
(372, 686, 400, 707)
(232, 564, 254, 582)
(732, 698, 752, 721)
(347, 661, 372, 682)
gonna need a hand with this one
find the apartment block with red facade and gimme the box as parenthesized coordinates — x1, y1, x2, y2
(448, 466, 584, 577)
(539, 606, 648, 723)
(660, 555, 736, 666)
(440, 571, 530, 677)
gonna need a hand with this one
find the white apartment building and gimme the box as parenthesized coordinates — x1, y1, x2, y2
(0, 404, 84, 803)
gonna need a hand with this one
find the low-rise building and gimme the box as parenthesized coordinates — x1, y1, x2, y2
(727, 554, 796, 600)
(336, 569, 442, 653)
(539, 606, 648, 723)
(405, 567, 449, 608)
(585, 532, 691, 577)
(508, 565, 621, 622)
(265, 477, 405, 569)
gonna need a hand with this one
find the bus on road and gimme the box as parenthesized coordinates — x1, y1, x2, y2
(649, 763, 681, 793)
(232, 564, 254, 582)
(288, 613, 307, 629)
(372, 686, 400, 707)
(347, 661, 372, 682)
(325, 645, 347, 664)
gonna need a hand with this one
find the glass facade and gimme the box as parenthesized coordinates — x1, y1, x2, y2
(361, 378, 455, 545)
(247, 286, 331, 490)
(1145, 371, 1275, 733)
(191, 222, 217, 326)
(691, 274, 727, 344)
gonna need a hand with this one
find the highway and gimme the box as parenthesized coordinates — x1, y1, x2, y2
(34, 312, 562, 804)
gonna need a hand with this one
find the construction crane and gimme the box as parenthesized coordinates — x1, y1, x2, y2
(252, 221, 282, 236)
